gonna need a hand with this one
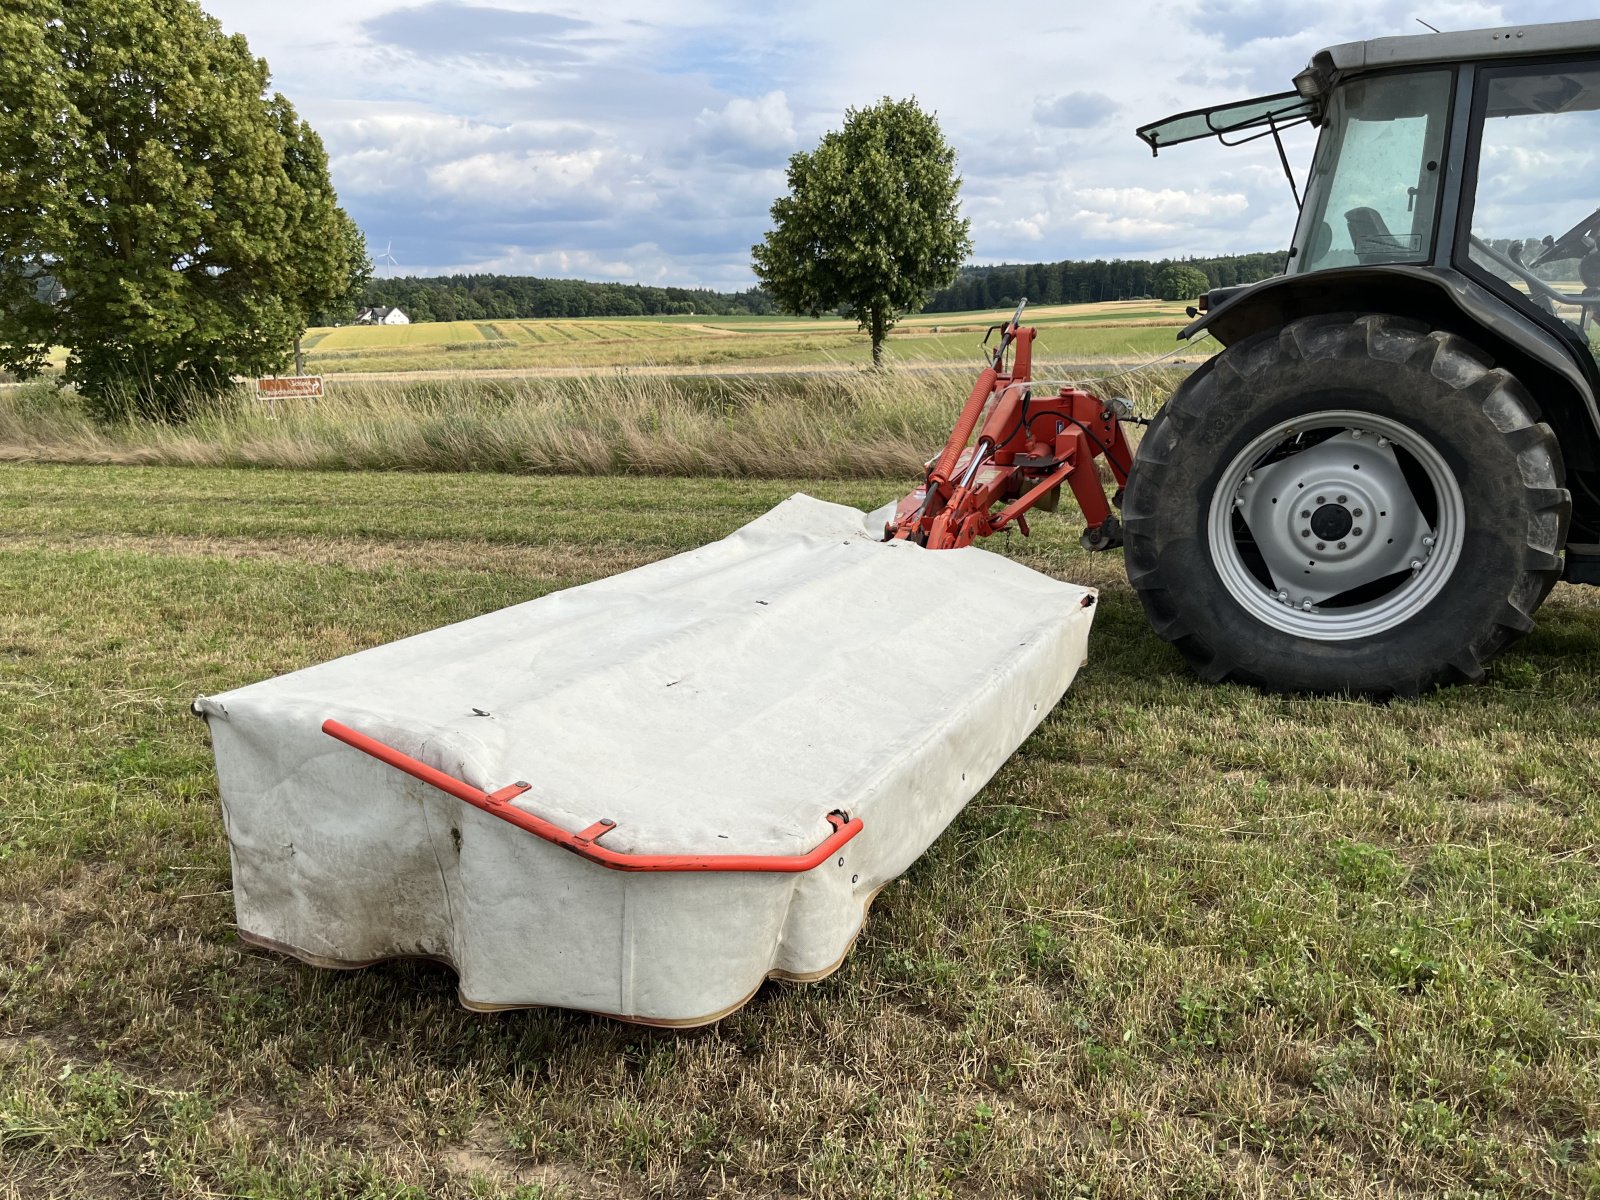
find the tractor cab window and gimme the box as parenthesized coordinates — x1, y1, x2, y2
(1293, 71, 1453, 274)
(1463, 64, 1600, 372)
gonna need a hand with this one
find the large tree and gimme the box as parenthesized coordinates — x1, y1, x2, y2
(752, 97, 972, 366)
(0, 0, 362, 419)
(1152, 263, 1212, 303)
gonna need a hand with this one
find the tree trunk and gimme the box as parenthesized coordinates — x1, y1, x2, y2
(294, 336, 304, 376)
(870, 308, 886, 368)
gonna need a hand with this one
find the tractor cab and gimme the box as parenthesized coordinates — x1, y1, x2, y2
(1140, 20, 1600, 379)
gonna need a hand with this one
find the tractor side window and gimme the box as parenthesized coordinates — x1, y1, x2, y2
(1464, 65, 1600, 370)
(1294, 71, 1453, 274)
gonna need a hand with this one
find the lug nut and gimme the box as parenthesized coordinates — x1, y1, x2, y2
(1317, 495, 1326, 504)
(1422, 535, 1435, 547)
(1301, 599, 1314, 610)
(1353, 508, 1363, 517)
(1337, 541, 1347, 550)
(1300, 509, 1311, 518)
(1301, 530, 1311, 538)
(1410, 559, 1423, 570)
(1352, 430, 1364, 439)
(1316, 542, 1326, 550)
(1353, 527, 1363, 536)
(1277, 591, 1289, 602)
(1337, 494, 1348, 504)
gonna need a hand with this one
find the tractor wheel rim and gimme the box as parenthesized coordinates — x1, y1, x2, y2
(1206, 409, 1465, 642)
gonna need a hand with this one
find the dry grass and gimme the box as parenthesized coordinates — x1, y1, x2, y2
(0, 366, 1186, 480)
(2, 465, 1599, 1197)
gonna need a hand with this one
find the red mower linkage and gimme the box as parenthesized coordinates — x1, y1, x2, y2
(888, 300, 1137, 552)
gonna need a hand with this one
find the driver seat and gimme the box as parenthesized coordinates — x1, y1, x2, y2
(1345, 208, 1413, 265)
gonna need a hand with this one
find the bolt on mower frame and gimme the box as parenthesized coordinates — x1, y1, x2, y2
(888, 300, 1135, 553)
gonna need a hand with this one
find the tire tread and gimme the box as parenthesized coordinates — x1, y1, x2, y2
(1123, 313, 1571, 696)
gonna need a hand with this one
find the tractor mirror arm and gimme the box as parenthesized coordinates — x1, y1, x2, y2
(1469, 234, 1598, 309)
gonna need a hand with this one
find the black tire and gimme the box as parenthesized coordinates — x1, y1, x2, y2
(1123, 313, 1570, 696)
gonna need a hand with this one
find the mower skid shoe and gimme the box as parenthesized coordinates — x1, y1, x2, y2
(194, 495, 1097, 1026)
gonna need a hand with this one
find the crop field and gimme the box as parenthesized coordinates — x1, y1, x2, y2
(3, 464, 1600, 1197)
(297, 301, 1196, 377)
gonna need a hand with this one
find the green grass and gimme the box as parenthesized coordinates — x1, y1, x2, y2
(3, 463, 1600, 1196)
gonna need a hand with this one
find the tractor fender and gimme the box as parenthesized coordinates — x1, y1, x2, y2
(1177, 265, 1600, 472)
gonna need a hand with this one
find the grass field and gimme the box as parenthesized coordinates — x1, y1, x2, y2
(296, 302, 1196, 376)
(3, 464, 1600, 1197)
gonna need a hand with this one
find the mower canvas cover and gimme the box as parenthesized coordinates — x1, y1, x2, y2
(195, 495, 1097, 1026)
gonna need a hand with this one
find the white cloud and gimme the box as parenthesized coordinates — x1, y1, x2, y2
(1073, 186, 1251, 222)
(692, 92, 797, 158)
(427, 149, 609, 200)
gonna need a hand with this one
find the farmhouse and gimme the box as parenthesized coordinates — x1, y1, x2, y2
(355, 306, 410, 325)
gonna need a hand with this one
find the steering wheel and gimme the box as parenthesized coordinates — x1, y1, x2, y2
(1531, 204, 1600, 267)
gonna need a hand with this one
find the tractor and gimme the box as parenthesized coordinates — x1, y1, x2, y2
(897, 18, 1600, 695)
(1124, 17, 1600, 695)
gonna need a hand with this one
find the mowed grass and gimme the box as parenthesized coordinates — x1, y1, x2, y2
(3, 464, 1600, 1197)
(298, 302, 1195, 376)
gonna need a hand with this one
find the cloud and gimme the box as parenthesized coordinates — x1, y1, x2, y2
(427, 148, 610, 202)
(320, 107, 606, 194)
(1035, 92, 1118, 129)
(1193, 1, 1312, 51)
(690, 92, 797, 162)
(361, 3, 601, 65)
(1073, 186, 1249, 221)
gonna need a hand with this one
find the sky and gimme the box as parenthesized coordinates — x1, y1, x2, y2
(202, 0, 1597, 290)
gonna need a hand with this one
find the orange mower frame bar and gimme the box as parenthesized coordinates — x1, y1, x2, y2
(322, 719, 865, 873)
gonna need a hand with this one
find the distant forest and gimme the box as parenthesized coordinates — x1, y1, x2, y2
(919, 252, 1289, 312)
(359, 275, 779, 322)
(356, 252, 1288, 324)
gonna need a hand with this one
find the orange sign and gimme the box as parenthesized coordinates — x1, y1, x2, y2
(256, 376, 324, 399)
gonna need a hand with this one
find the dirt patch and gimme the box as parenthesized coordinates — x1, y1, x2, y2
(443, 1123, 645, 1198)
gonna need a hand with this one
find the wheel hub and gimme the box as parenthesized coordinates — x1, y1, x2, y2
(1309, 503, 1353, 541)
(1211, 414, 1465, 641)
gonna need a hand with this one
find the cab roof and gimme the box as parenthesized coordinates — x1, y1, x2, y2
(1298, 19, 1600, 97)
(1138, 19, 1600, 155)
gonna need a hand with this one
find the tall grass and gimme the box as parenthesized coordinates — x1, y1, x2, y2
(0, 365, 1185, 479)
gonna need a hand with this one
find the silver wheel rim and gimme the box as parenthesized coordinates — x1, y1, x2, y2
(1206, 409, 1465, 641)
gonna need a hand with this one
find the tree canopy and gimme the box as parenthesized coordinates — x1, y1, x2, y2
(0, 0, 363, 419)
(752, 97, 971, 365)
(1152, 263, 1213, 303)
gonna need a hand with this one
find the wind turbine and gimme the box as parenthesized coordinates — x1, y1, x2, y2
(379, 240, 400, 277)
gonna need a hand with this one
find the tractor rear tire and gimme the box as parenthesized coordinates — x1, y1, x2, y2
(1122, 313, 1569, 696)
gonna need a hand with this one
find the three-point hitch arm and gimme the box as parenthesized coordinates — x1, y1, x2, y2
(887, 299, 1136, 552)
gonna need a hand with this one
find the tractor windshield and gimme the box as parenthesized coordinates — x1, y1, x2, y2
(1291, 71, 1454, 274)
(1463, 63, 1600, 371)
